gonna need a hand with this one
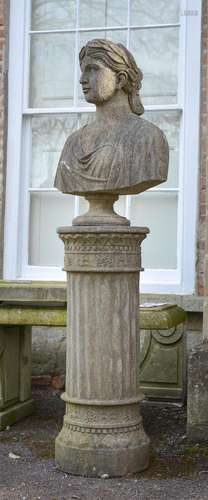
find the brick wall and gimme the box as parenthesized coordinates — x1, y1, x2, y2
(196, 0, 208, 295)
(0, 0, 8, 278)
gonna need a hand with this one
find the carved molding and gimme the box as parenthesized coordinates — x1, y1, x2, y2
(64, 252, 140, 272)
(63, 402, 142, 435)
(60, 233, 143, 272)
(64, 422, 141, 434)
(152, 326, 182, 345)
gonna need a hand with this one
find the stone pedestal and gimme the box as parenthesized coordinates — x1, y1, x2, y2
(55, 226, 150, 477)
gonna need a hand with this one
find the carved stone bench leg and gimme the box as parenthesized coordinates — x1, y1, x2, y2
(0, 326, 33, 430)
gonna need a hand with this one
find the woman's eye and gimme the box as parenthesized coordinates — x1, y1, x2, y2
(90, 66, 99, 71)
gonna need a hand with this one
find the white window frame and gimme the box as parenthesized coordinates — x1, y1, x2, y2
(4, 0, 202, 294)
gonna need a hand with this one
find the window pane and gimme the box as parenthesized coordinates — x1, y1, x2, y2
(130, 193, 178, 269)
(31, 0, 76, 30)
(29, 33, 75, 108)
(131, 0, 180, 26)
(79, 0, 128, 28)
(78, 29, 127, 56)
(29, 192, 74, 266)
(130, 27, 179, 105)
(79, 196, 89, 215)
(78, 30, 127, 105)
(30, 114, 78, 189)
(144, 111, 180, 189)
(114, 195, 126, 217)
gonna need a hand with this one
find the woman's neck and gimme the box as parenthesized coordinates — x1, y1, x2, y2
(95, 91, 131, 125)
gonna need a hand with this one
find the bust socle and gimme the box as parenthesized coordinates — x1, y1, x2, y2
(54, 39, 169, 196)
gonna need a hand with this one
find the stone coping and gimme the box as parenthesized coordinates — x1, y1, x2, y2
(0, 303, 186, 329)
(0, 280, 203, 312)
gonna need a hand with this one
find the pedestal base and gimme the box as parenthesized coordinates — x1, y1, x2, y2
(56, 399, 149, 477)
(56, 437, 149, 478)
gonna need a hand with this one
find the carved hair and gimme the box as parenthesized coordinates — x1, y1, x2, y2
(79, 39, 144, 116)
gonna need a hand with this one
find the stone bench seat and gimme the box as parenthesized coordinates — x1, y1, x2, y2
(0, 287, 186, 430)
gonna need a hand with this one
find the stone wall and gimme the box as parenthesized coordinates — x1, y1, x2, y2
(196, 0, 208, 295)
(186, 312, 203, 351)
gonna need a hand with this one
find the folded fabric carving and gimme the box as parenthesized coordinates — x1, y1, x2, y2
(54, 114, 169, 195)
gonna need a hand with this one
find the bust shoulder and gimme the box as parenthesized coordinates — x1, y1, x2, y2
(124, 114, 166, 142)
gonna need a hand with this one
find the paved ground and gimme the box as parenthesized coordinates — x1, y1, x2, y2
(1, 388, 208, 499)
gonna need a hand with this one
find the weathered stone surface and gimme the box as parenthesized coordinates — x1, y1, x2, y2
(0, 306, 66, 326)
(140, 303, 186, 330)
(187, 342, 208, 441)
(55, 227, 150, 476)
(32, 327, 66, 376)
(139, 304, 186, 400)
(140, 327, 185, 401)
(54, 39, 168, 199)
(0, 326, 33, 430)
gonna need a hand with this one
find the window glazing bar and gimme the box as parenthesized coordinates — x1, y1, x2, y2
(23, 105, 183, 115)
(28, 23, 180, 36)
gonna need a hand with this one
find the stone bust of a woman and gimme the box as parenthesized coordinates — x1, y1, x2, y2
(54, 39, 169, 196)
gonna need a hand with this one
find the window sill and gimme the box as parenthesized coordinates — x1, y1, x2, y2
(0, 280, 204, 312)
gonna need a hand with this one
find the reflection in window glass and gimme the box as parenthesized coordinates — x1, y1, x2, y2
(130, 27, 179, 105)
(79, 0, 128, 28)
(131, 193, 178, 269)
(30, 33, 75, 108)
(29, 192, 74, 266)
(31, 0, 76, 30)
(131, 0, 180, 26)
(27, 0, 182, 276)
(144, 111, 180, 189)
(30, 114, 78, 188)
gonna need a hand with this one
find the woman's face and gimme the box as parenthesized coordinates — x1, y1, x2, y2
(80, 56, 117, 104)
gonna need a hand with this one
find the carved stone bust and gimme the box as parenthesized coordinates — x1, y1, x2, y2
(54, 39, 169, 196)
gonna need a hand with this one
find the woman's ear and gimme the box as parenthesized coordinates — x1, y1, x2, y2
(116, 71, 128, 90)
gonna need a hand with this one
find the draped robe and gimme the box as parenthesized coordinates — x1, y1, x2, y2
(54, 115, 169, 195)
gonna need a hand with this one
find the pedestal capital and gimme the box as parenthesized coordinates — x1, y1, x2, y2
(57, 227, 149, 273)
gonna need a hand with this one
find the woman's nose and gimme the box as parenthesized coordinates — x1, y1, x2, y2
(80, 72, 88, 84)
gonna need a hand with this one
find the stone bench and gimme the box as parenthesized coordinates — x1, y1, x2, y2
(0, 288, 186, 429)
(140, 303, 187, 401)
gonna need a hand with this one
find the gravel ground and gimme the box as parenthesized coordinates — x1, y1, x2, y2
(0, 388, 208, 500)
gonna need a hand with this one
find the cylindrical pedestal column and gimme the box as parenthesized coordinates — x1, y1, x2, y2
(55, 226, 150, 477)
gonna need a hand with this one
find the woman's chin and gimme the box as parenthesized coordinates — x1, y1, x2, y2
(83, 93, 95, 104)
